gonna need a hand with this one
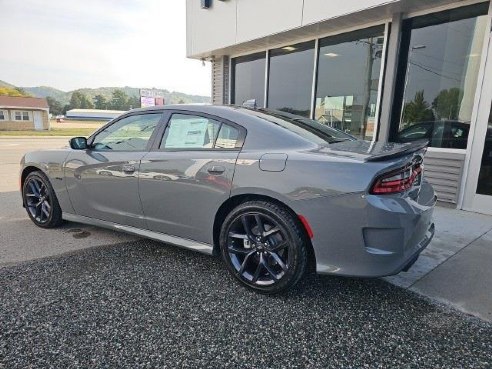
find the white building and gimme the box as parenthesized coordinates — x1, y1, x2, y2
(186, 0, 492, 215)
(65, 109, 126, 121)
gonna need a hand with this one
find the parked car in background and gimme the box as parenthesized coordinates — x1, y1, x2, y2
(20, 105, 436, 294)
(396, 120, 470, 149)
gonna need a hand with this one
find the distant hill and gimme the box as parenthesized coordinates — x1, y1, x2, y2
(70, 86, 210, 106)
(0, 80, 210, 105)
(0, 80, 17, 89)
(22, 86, 67, 102)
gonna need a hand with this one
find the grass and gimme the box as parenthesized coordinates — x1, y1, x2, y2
(0, 128, 98, 137)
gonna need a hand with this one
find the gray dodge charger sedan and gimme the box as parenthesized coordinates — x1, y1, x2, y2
(20, 105, 436, 293)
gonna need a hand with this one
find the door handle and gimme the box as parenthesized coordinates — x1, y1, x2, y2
(122, 163, 136, 173)
(207, 165, 225, 174)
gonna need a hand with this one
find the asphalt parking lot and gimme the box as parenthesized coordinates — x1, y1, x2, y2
(1, 137, 492, 368)
(1, 241, 492, 369)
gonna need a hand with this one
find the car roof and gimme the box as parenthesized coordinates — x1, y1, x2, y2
(130, 104, 241, 115)
(130, 104, 269, 126)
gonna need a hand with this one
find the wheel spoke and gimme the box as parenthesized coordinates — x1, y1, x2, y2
(34, 204, 41, 219)
(229, 232, 248, 240)
(268, 251, 288, 271)
(241, 215, 255, 241)
(239, 251, 255, 274)
(251, 254, 264, 283)
(39, 183, 46, 196)
(41, 202, 50, 217)
(229, 246, 251, 255)
(255, 214, 265, 234)
(262, 257, 279, 281)
(263, 227, 280, 237)
(32, 180, 42, 195)
(28, 181, 39, 197)
(269, 241, 288, 252)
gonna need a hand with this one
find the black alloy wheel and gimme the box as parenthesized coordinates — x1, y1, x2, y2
(23, 171, 63, 228)
(220, 201, 307, 294)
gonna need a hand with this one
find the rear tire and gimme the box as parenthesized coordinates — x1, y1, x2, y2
(23, 171, 63, 228)
(219, 201, 307, 294)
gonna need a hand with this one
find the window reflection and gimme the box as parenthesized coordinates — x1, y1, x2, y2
(315, 26, 385, 140)
(267, 41, 315, 118)
(395, 4, 488, 148)
(232, 53, 266, 107)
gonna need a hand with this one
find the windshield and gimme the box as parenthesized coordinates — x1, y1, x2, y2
(241, 108, 356, 144)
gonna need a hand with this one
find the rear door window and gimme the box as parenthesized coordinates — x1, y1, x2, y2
(160, 113, 242, 150)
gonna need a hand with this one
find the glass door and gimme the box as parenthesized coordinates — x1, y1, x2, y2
(462, 16, 492, 215)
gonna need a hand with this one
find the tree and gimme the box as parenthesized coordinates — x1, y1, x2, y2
(93, 94, 108, 110)
(46, 96, 63, 115)
(401, 90, 434, 126)
(127, 95, 140, 110)
(432, 88, 462, 120)
(0, 87, 29, 97)
(80, 95, 93, 109)
(110, 89, 129, 110)
(69, 91, 93, 109)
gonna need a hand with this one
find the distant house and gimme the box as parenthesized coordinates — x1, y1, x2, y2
(0, 96, 50, 131)
(65, 109, 126, 121)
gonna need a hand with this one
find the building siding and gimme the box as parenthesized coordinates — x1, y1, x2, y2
(211, 56, 230, 105)
(0, 109, 49, 131)
(424, 151, 466, 204)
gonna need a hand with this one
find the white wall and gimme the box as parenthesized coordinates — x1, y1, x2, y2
(302, 0, 396, 25)
(186, 0, 398, 57)
(236, 0, 304, 43)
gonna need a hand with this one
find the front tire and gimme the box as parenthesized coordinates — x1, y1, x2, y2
(219, 201, 307, 294)
(23, 171, 63, 228)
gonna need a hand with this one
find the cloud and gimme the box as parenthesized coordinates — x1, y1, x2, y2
(0, 0, 211, 96)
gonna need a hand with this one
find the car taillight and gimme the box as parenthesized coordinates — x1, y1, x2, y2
(370, 163, 422, 194)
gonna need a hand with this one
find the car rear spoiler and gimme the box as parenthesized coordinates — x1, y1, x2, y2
(365, 140, 429, 162)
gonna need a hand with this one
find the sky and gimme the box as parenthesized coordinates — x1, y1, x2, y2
(0, 0, 211, 96)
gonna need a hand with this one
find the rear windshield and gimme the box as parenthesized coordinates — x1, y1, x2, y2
(241, 108, 356, 144)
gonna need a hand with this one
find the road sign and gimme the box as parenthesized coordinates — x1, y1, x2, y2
(140, 96, 155, 108)
(140, 89, 165, 98)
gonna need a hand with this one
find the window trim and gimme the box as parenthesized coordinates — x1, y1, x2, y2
(0, 110, 7, 121)
(86, 111, 166, 152)
(13, 110, 32, 121)
(151, 110, 247, 152)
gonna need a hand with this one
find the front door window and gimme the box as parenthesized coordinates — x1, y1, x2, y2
(92, 113, 162, 151)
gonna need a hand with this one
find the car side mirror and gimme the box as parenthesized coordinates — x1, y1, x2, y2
(69, 137, 88, 150)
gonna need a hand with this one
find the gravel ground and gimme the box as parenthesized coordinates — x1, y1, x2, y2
(0, 240, 491, 369)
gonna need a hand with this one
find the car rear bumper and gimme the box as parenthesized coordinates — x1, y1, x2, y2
(292, 181, 437, 277)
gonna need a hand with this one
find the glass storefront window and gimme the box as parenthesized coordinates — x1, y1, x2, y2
(393, 4, 489, 148)
(267, 41, 315, 118)
(231, 52, 266, 107)
(315, 26, 385, 140)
